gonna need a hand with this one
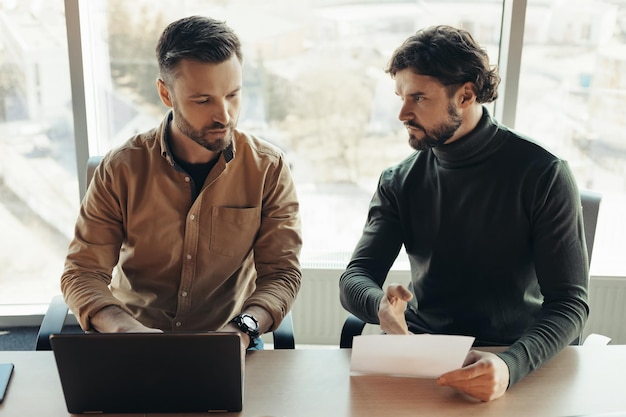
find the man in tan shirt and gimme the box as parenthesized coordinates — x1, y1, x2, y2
(61, 15, 302, 351)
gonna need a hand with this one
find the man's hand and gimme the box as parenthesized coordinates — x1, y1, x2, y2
(378, 283, 413, 334)
(436, 350, 510, 402)
(219, 322, 252, 352)
(217, 305, 274, 352)
(91, 305, 163, 333)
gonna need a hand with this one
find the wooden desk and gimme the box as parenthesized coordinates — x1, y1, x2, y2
(1, 346, 626, 416)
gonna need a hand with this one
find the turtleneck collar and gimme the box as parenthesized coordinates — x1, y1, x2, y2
(431, 107, 503, 168)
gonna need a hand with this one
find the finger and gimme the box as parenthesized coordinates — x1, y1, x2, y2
(462, 350, 482, 367)
(437, 375, 502, 402)
(378, 307, 410, 335)
(386, 283, 413, 301)
(438, 362, 486, 385)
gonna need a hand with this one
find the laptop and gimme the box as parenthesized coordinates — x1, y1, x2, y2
(50, 332, 244, 414)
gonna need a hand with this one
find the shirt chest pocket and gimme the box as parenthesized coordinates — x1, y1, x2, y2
(210, 206, 261, 257)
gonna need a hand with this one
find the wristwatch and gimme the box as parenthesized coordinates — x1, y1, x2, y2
(230, 313, 260, 348)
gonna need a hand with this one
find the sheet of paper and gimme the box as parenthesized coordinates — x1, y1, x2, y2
(350, 334, 475, 379)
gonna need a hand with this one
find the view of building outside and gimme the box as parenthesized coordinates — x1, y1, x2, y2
(0, 0, 78, 305)
(0, 0, 625, 306)
(516, 0, 626, 275)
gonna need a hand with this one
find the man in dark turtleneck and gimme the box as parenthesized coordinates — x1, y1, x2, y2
(339, 25, 588, 402)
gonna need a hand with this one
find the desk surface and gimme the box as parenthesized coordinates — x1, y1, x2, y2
(1, 346, 626, 417)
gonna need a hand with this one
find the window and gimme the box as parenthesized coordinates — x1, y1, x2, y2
(73, 0, 504, 270)
(1, 0, 625, 310)
(515, 0, 626, 276)
(0, 0, 77, 305)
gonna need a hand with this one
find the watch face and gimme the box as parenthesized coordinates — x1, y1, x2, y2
(242, 315, 257, 330)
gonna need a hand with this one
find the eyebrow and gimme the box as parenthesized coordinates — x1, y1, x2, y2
(189, 86, 242, 99)
(395, 90, 426, 97)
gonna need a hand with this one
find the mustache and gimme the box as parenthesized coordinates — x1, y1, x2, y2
(404, 121, 424, 131)
(206, 122, 233, 130)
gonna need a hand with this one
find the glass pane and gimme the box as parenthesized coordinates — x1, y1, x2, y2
(0, 0, 78, 304)
(81, 0, 504, 270)
(517, 0, 626, 275)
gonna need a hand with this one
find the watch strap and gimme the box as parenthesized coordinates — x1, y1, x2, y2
(230, 314, 260, 348)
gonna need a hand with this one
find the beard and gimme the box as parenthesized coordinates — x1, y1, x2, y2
(407, 102, 462, 151)
(172, 106, 235, 152)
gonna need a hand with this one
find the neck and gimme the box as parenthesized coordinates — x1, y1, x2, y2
(445, 104, 484, 145)
(432, 106, 502, 168)
(169, 121, 220, 164)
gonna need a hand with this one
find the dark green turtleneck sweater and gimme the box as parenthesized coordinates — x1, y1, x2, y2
(339, 107, 589, 387)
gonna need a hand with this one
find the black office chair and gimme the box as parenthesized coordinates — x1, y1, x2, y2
(339, 189, 602, 348)
(36, 155, 296, 350)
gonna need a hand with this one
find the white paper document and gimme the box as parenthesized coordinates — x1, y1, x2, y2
(350, 334, 475, 379)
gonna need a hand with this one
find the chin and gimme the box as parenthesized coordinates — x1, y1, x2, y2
(409, 137, 427, 152)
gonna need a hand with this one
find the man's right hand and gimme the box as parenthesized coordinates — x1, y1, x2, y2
(378, 283, 413, 334)
(91, 305, 163, 333)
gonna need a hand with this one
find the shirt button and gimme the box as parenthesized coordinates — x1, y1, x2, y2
(186, 254, 192, 260)
(189, 214, 195, 220)
(181, 291, 188, 297)
(175, 322, 182, 327)
(184, 177, 190, 182)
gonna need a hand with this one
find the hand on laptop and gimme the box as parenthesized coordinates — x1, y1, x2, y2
(218, 322, 252, 352)
(91, 305, 163, 333)
(218, 305, 274, 351)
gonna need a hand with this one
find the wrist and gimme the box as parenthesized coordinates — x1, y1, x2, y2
(91, 305, 142, 333)
(230, 313, 260, 348)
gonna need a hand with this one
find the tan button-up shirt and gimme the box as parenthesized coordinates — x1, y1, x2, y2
(62, 113, 302, 332)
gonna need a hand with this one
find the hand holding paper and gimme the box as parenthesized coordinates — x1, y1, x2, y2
(350, 334, 475, 379)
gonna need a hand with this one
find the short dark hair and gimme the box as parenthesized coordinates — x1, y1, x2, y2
(156, 15, 242, 84)
(386, 25, 500, 103)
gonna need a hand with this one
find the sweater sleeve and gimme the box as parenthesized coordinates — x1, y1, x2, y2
(497, 159, 589, 386)
(339, 169, 404, 323)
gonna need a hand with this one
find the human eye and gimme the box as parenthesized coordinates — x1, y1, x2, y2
(192, 96, 211, 105)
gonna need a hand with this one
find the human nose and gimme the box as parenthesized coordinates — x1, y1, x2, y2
(212, 99, 231, 126)
(398, 100, 413, 123)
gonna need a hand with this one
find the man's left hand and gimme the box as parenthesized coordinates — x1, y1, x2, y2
(436, 350, 510, 402)
(217, 322, 251, 352)
(217, 306, 273, 352)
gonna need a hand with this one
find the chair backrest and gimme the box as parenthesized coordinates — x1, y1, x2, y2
(579, 189, 601, 264)
(86, 155, 104, 188)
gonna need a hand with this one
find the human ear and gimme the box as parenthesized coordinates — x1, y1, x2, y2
(156, 78, 173, 108)
(458, 82, 476, 107)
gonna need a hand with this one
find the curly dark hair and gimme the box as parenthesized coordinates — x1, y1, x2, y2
(156, 15, 242, 85)
(386, 25, 500, 103)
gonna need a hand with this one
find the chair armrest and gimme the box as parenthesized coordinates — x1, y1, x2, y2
(272, 311, 295, 349)
(35, 295, 69, 351)
(340, 314, 366, 348)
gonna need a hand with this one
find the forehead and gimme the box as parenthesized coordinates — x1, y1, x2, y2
(171, 56, 242, 94)
(394, 69, 446, 95)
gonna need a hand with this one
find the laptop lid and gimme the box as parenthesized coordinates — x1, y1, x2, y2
(50, 332, 243, 414)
